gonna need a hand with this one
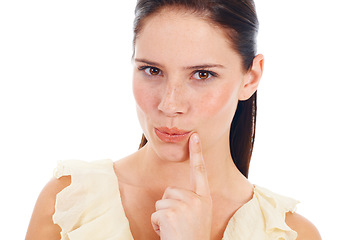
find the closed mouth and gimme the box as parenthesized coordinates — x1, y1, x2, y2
(154, 127, 191, 143)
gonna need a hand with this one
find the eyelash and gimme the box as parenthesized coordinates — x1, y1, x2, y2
(137, 65, 218, 81)
(138, 66, 163, 76)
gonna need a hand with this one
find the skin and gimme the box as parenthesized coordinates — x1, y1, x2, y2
(26, 8, 321, 240)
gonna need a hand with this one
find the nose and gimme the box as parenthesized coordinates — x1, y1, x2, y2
(158, 82, 188, 117)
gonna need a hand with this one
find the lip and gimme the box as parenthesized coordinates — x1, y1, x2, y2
(155, 127, 191, 143)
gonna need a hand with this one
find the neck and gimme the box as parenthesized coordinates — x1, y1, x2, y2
(137, 138, 246, 196)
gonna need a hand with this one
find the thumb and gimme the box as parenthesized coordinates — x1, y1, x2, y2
(189, 133, 210, 197)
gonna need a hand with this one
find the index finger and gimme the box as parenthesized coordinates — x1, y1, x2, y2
(189, 133, 210, 197)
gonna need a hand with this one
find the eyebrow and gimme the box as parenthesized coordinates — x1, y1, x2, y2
(134, 58, 165, 68)
(134, 58, 225, 70)
(184, 64, 225, 70)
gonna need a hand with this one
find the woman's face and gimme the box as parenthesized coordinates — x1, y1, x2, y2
(133, 9, 249, 162)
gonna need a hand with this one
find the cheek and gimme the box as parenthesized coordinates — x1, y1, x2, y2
(199, 84, 238, 119)
(193, 84, 239, 148)
(133, 78, 158, 115)
(132, 79, 160, 136)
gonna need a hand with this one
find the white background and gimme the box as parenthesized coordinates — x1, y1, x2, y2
(1, 0, 359, 239)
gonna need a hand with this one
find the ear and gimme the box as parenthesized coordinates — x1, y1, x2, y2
(238, 54, 264, 101)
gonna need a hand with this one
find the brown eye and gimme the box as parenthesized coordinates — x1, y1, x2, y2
(194, 70, 214, 80)
(198, 71, 209, 79)
(138, 66, 162, 76)
(149, 67, 160, 75)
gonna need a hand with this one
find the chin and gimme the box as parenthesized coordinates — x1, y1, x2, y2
(152, 141, 189, 163)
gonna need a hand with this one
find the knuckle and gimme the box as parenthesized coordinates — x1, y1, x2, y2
(164, 209, 176, 220)
(191, 195, 212, 209)
(192, 144, 201, 153)
(193, 163, 206, 173)
(155, 200, 161, 210)
(192, 195, 202, 206)
(151, 211, 158, 222)
(165, 186, 174, 193)
(163, 187, 174, 198)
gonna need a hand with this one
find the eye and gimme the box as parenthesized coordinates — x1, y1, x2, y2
(144, 67, 161, 76)
(193, 70, 216, 80)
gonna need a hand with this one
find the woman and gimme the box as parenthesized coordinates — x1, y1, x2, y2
(26, 0, 321, 239)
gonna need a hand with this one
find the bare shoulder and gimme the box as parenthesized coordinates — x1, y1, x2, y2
(285, 212, 321, 240)
(25, 176, 71, 240)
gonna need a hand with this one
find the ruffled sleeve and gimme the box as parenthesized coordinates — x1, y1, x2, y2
(52, 159, 133, 240)
(223, 185, 299, 240)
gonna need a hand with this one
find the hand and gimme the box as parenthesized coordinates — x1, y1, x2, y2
(151, 133, 213, 240)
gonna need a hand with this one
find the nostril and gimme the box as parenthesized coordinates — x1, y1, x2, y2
(158, 90, 186, 116)
(158, 102, 183, 116)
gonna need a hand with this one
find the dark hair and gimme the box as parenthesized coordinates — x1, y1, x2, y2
(134, 0, 259, 178)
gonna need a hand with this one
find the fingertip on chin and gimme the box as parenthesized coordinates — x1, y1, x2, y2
(190, 133, 200, 144)
(189, 133, 202, 153)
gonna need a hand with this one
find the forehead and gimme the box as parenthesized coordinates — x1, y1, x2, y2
(134, 8, 242, 68)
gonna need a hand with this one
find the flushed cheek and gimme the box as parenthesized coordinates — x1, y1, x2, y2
(194, 85, 239, 140)
(133, 80, 160, 132)
(198, 85, 238, 119)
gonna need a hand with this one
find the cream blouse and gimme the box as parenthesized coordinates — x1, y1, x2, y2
(53, 159, 299, 240)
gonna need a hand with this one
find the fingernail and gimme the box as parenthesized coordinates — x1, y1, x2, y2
(192, 134, 199, 143)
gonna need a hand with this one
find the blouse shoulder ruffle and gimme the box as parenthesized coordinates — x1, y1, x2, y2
(223, 185, 299, 240)
(52, 159, 133, 240)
